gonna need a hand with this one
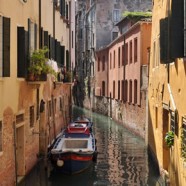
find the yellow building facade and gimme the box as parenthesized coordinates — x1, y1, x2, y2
(0, 0, 72, 185)
(148, 0, 186, 185)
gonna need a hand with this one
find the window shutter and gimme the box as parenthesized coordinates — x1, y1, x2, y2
(25, 30, 29, 74)
(66, 3, 68, 20)
(170, 0, 184, 59)
(28, 18, 31, 52)
(50, 37, 55, 60)
(48, 35, 51, 58)
(40, 27, 43, 48)
(160, 18, 169, 63)
(55, 39, 57, 61)
(44, 31, 49, 47)
(17, 27, 26, 78)
(3, 17, 10, 77)
(44, 31, 49, 58)
(61, 45, 65, 66)
(34, 23, 37, 50)
(56, 41, 61, 65)
(60, 0, 65, 17)
(66, 50, 69, 71)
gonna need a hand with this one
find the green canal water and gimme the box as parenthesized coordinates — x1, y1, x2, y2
(18, 106, 164, 186)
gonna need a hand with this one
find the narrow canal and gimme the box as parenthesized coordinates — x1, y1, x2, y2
(19, 106, 163, 186)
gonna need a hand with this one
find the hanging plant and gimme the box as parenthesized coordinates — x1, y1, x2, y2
(165, 131, 174, 148)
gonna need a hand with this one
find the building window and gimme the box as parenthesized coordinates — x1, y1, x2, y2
(112, 32, 118, 41)
(113, 9, 120, 22)
(113, 81, 115, 99)
(66, 2, 69, 20)
(16, 114, 24, 124)
(118, 47, 121, 67)
(30, 106, 35, 128)
(124, 80, 128, 102)
(17, 27, 28, 78)
(0, 16, 10, 77)
(0, 121, 2, 152)
(122, 80, 124, 101)
(60, 0, 66, 17)
(118, 81, 120, 100)
(134, 79, 137, 104)
(102, 56, 105, 71)
(102, 81, 105, 96)
(114, 50, 115, 68)
(122, 45, 124, 66)
(134, 38, 138, 62)
(125, 43, 128, 64)
(28, 19, 37, 52)
(129, 80, 132, 103)
(130, 41, 132, 63)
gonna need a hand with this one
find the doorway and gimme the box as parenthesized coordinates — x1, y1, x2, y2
(16, 125, 25, 176)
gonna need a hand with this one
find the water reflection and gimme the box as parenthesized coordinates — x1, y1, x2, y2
(19, 106, 161, 186)
(92, 112, 148, 186)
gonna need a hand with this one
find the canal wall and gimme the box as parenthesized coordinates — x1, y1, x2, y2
(84, 89, 147, 139)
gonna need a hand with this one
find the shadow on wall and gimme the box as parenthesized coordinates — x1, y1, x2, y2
(147, 102, 160, 177)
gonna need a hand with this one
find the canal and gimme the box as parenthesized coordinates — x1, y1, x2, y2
(19, 106, 163, 186)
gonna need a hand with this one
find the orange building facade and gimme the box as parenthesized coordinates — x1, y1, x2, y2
(0, 0, 73, 185)
(95, 17, 151, 138)
(148, 0, 186, 185)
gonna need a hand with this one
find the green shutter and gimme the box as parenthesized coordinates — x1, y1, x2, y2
(44, 31, 49, 58)
(60, 0, 65, 17)
(170, 0, 184, 58)
(66, 50, 69, 71)
(56, 41, 61, 65)
(66, 3, 68, 20)
(17, 27, 25, 77)
(3, 17, 10, 77)
(34, 23, 37, 50)
(160, 18, 169, 63)
(61, 45, 65, 66)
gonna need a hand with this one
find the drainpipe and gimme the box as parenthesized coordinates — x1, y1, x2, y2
(53, 1, 55, 39)
(39, 0, 41, 49)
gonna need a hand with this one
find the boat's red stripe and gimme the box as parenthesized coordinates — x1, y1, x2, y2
(71, 154, 92, 161)
(61, 154, 92, 161)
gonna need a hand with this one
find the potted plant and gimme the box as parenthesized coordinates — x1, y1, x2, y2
(28, 47, 56, 81)
(165, 131, 174, 148)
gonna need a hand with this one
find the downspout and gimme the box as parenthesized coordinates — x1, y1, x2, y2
(53, 1, 55, 39)
(52, 2, 56, 139)
(39, 0, 41, 49)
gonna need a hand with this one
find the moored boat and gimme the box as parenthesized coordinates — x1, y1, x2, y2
(49, 119, 97, 174)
